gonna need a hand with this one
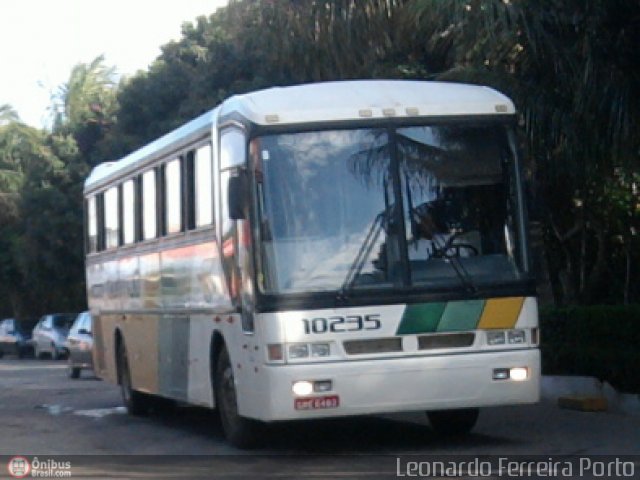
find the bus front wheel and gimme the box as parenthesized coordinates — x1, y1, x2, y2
(214, 345, 262, 448)
(117, 339, 152, 416)
(427, 408, 479, 436)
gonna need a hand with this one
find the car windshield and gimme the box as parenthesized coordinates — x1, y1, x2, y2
(254, 123, 527, 295)
(52, 314, 75, 329)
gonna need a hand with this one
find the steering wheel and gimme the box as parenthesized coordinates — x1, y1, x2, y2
(433, 233, 479, 259)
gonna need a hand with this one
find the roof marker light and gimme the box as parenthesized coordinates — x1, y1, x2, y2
(265, 114, 280, 123)
(359, 109, 373, 118)
(495, 104, 508, 113)
(382, 108, 396, 117)
(406, 107, 419, 116)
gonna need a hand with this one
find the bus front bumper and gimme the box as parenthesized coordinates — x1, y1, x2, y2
(245, 348, 540, 422)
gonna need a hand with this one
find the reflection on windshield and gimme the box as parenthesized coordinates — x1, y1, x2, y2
(398, 125, 523, 290)
(255, 124, 526, 295)
(255, 129, 400, 293)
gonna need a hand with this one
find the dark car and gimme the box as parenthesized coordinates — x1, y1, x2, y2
(32, 313, 76, 360)
(0, 318, 38, 358)
(65, 311, 93, 378)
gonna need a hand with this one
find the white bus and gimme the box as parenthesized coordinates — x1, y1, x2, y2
(84, 80, 540, 447)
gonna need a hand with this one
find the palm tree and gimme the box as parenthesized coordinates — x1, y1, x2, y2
(51, 54, 118, 132)
(0, 104, 19, 125)
(409, 0, 640, 304)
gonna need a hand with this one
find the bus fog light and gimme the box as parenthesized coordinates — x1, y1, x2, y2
(508, 330, 526, 344)
(510, 367, 528, 381)
(292, 381, 313, 396)
(487, 331, 505, 345)
(314, 380, 332, 392)
(311, 343, 330, 357)
(289, 344, 309, 359)
(267, 344, 283, 361)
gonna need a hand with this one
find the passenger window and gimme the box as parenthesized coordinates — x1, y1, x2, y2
(195, 144, 213, 227)
(122, 180, 136, 244)
(87, 196, 98, 252)
(104, 186, 119, 249)
(142, 170, 157, 240)
(165, 158, 182, 234)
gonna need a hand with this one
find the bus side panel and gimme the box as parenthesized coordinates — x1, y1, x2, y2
(125, 313, 160, 394)
(187, 314, 217, 407)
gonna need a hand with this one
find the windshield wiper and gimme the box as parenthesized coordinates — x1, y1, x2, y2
(339, 211, 386, 301)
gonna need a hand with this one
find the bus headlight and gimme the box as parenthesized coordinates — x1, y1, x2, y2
(311, 343, 330, 357)
(288, 344, 309, 359)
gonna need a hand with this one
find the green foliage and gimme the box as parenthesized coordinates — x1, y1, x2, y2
(0, 104, 20, 125)
(540, 305, 640, 393)
(51, 55, 119, 163)
(105, 0, 416, 153)
(0, 117, 85, 317)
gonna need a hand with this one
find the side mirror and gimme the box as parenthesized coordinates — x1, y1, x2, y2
(228, 172, 248, 220)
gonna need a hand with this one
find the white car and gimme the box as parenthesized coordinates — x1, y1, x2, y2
(32, 314, 76, 360)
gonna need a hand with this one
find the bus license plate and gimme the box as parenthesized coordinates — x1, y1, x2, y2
(295, 395, 340, 410)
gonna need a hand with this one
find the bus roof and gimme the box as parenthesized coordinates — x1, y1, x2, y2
(220, 80, 514, 125)
(85, 80, 515, 192)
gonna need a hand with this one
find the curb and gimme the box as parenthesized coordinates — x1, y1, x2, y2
(542, 375, 640, 416)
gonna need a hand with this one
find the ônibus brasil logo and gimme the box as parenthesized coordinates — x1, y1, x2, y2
(7, 456, 31, 478)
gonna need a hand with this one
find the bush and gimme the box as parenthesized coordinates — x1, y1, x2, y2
(540, 305, 640, 393)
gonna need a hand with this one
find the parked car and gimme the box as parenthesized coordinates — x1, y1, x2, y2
(65, 311, 93, 378)
(0, 318, 38, 358)
(32, 313, 76, 360)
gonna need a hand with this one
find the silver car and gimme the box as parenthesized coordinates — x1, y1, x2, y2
(0, 318, 37, 358)
(65, 311, 93, 378)
(32, 313, 76, 360)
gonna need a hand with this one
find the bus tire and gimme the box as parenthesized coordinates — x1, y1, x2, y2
(117, 339, 151, 416)
(427, 408, 479, 436)
(214, 344, 262, 449)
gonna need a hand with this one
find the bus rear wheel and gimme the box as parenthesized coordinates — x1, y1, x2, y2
(117, 339, 152, 416)
(427, 408, 479, 436)
(214, 345, 262, 448)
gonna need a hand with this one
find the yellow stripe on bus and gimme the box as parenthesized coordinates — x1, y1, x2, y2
(477, 297, 525, 329)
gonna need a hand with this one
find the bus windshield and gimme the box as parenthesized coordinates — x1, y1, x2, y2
(253, 123, 528, 295)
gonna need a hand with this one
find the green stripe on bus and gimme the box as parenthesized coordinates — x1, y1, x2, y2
(396, 302, 446, 334)
(436, 299, 486, 332)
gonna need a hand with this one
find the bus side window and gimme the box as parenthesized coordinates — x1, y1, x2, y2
(142, 170, 157, 240)
(165, 158, 183, 234)
(122, 179, 136, 245)
(104, 186, 120, 249)
(195, 144, 213, 228)
(86, 196, 98, 253)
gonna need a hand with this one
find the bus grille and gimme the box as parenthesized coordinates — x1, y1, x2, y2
(343, 338, 403, 355)
(418, 332, 475, 350)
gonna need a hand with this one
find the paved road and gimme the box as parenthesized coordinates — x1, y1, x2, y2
(0, 358, 638, 478)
